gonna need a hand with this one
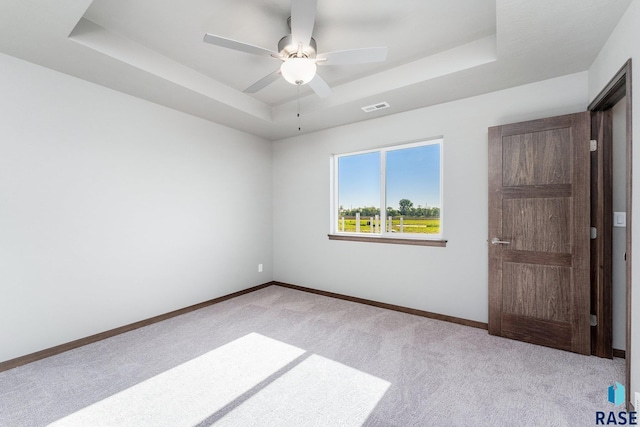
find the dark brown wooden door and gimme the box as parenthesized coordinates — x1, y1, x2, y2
(488, 112, 591, 355)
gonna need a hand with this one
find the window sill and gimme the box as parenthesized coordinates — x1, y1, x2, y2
(327, 234, 447, 247)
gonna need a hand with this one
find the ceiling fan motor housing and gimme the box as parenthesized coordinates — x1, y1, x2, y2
(278, 34, 317, 58)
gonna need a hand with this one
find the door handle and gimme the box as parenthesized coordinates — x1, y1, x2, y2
(491, 237, 510, 245)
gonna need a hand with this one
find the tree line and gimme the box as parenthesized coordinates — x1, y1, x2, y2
(339, 199, 440, 218)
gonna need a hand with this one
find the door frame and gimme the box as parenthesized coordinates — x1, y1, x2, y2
(590, 109, 613, 359)
(588, 59, 632, 408)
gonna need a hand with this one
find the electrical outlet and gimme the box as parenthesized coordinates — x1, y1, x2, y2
(258, 264, 263, 273)
(635, 391, 640, 410)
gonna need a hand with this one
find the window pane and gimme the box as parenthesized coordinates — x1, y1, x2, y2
(337, 152, 381, 234)
(385, 144, 441, 235)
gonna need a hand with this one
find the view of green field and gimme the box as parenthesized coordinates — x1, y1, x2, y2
(337, 217, 440, 234)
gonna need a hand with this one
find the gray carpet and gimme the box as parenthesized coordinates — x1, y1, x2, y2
(0, 285, 625, 426)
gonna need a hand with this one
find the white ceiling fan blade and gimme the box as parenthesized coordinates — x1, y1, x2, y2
(308, 73, 332, 98)
(291, 0, 317, 48)
(203, 33, 280, 59)
(317, 47, 388, 65)
(243, 69, 282, 93)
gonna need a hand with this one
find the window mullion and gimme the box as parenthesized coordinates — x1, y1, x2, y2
(332, 156, 338, 233)
(380, 150, 386, 236)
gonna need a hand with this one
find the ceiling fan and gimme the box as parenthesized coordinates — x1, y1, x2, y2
(203, 0, 388, 98)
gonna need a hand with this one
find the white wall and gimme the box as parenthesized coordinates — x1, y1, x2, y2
(0, 52, 273, 363)
(272, 72, 588, 323)
(588, 0, 639, 404)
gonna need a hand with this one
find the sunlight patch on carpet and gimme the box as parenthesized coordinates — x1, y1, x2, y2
(48, 333, 390, 426)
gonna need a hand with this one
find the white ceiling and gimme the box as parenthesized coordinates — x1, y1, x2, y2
(0, 0, 632, 140)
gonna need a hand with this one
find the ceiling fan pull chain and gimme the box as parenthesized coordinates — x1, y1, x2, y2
(297, 84, 301, 132)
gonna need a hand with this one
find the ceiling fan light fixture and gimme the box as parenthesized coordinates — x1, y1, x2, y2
(280, 58, 317, 85)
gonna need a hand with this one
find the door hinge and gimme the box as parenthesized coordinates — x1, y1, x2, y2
(590, 139, 598, 152)
(591, 314, 598, 326)
(591, 227, 597, 239)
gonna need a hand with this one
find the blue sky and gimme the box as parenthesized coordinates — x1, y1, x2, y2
(338, 144, 441, 210)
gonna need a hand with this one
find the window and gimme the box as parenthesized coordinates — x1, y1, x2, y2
(330, 138, 443, 245)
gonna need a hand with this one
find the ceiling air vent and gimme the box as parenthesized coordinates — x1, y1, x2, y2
(361, 102, 390, 113)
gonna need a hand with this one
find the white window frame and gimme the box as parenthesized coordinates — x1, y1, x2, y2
(330, 137, 444, 243)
